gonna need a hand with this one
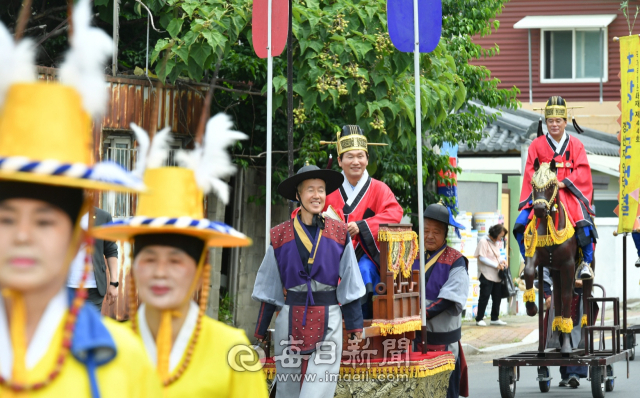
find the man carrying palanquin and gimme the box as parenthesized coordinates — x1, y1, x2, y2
(253, 164, 366, 398)
(412, 202, 469, 398)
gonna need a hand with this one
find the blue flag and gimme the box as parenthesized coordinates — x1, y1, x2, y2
(387, 0, 442, 53)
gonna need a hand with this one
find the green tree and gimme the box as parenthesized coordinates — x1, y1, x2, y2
(142, 0, 518, 211)
(3, 0, 519, 212)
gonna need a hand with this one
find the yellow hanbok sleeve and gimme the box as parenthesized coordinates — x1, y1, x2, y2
(102, 318, 164, 397)
(226, 326, 270, 398)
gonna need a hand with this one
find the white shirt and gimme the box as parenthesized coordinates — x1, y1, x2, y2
(341, 169, 369, 206)
(546, 131, 567, 152)
(67, 213, 97, 289)
(138, 302, 199, 372)
(0, 288, 67, 378)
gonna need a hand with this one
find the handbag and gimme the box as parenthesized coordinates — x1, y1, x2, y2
(499, 267, 517, 299)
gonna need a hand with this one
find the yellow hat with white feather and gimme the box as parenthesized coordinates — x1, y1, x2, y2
(0, 0, 142, 192)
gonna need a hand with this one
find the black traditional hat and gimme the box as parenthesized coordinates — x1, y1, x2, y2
(411, 201, 466, 237)
(277, 165, 344, 202)
(319, 125, 388, 155)
(534, 96, 584, 137)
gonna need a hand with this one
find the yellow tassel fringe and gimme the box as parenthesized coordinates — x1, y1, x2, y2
(581, 314, 587, 327)
(551, 317, 562, 332)
(371, 319, 422, 336)
(378, 230, 419, 279)
(523, 288, 536, 303)
(523, 203, 575, 257)
(262, 358, 456, 380)
(560, 317, 574, 333)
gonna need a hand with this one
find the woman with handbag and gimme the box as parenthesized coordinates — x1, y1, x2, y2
(474, 224, 509, 326)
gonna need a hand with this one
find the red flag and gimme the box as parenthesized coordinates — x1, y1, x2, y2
(252, 0, 289, 58)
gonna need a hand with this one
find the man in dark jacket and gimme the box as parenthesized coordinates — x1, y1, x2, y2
(67, 207, 119, 311)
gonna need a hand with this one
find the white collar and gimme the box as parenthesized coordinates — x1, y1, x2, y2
(138, 301, 199, 373)
(342, 169, 369, 205)
(0, 287, 68, 379)
(546, 132, 567, 151)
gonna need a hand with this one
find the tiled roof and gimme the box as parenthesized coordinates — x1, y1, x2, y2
(459, 102, 619, 157)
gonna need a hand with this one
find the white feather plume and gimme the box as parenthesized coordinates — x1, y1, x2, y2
(147, 127, 173, 169)
(175, 113, 247, 204)
(130, 124, 173, 176)
(0, 22, 36, 108)
(130, 123, 149, 177)
(59, 0, 113, 118)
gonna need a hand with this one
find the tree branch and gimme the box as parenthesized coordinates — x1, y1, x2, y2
(32, 5, 67, 22)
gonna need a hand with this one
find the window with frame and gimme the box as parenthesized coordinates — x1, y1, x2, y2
(541, 28, 607, 83)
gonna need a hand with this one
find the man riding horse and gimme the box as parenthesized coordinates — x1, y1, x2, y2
(514, 96, 597, 281)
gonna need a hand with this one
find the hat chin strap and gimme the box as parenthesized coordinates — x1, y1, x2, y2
(296, 194, 323, 226)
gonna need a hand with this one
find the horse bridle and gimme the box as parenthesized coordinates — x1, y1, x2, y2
(531, 177, 558, 214)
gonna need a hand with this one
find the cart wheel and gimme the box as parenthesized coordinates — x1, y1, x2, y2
(537, 366, 550, 393)
(628, 334, 636, 361)
(590, 366, 605, 398)
(499, 366, 517, 398)
(605, 365, 614, 392)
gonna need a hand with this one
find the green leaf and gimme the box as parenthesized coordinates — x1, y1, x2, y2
(167, 18, 184, 38)
(355, 103, 367, 118)
(202, 30, 228, 52)
(346, 39, 372, 61)
(273, 76, 287, 93)
(366, 101, 380, 116)
(172, 45, 189, 64)
(299, 39, 310, 55)
(308, 41, 324, 54)
(157, 57, 176, 83)
(329, 35, 346, 42)
(181, 2, 199, 17)
(187, 56, 203, 81)
(182, 30, 198, 47)
(293, 81, 307, 97)
(329, 42, 344, 55)
(303, 91, 318, 112)
(94, 0, 109, 6)
(189, 42, 212, 66)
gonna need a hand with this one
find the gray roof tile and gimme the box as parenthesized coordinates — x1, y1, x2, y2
(458, 103, 619, 157)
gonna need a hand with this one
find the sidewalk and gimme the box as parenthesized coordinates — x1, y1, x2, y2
(461, 300, 640, 354)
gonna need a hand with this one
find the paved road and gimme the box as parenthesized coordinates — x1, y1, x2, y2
(467, 340, 639, 397)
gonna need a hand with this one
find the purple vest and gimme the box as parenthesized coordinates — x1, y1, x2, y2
(413, 245, 468, 301)
(270, 217, 349, 289)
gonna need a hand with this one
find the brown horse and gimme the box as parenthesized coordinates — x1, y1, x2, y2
(522, 159, 594, 354)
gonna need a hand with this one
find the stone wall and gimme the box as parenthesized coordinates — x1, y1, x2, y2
(230, 168, 290, 338)
(205, 193, 226, 320)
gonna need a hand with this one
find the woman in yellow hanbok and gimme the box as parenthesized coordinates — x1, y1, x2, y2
(91, 113, 269, 397)
(0, 1, 161, 396)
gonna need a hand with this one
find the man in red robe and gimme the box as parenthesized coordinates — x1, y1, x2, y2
(325, 125, 403, 318)
(513, 96, 597, 279)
